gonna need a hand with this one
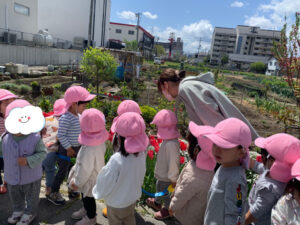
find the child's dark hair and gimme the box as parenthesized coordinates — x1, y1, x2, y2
(78, 100, 91, 105)
(112, 134, 139, 157)
(285, 178, 300, 194)
(187, 132, 201, 161)
(157, 69, 186, 93)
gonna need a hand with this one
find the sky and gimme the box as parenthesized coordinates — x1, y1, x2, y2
(110, 0, 300, 53)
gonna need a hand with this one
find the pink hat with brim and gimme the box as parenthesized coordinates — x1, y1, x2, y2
(151, 109, 180, 140)
(5, 99, 31, 118)
(270, 160, 292, 183)
(255, 133, 300, 164)
(78, 108, 109, 146)
(115, 112, 149, 153)
(111, 100, 141, 133)
(53, 99, 67, 116)
(0, 89, 18, 102)
(189, 122, 216, 171)
(64, 86, 95, 111)
(292, 159, 300, 181)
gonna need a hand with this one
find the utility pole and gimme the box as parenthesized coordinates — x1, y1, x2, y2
(88, 0, 94, 47)
(168, 32, 175, 59)
(197, 37, 202, 56)
(135, 12, 142, 46)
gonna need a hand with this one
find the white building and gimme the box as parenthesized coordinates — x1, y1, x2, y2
(265, 57, 280, 76)
(0, 0, 38, 34)
(38, 0, 111, 47)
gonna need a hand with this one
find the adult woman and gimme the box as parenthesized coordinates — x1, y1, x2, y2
(157, 68, 258, 139)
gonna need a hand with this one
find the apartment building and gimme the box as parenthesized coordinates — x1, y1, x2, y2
(210, 25, 280, 69)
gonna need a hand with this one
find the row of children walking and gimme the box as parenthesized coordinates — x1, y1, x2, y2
(0, 85, 300, 225)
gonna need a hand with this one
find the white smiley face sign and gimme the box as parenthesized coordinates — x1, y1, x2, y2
(5, 105, 45, 135)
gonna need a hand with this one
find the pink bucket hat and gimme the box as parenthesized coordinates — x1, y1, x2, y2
(0, 89, 18, 102)
(64, 86, 95, 110)
(53, 99, 67, 116)
(255, 133, 300, 165)
(292, 159, 300, 181)
(269, 161, 292, 183)
(189, 122, 216, 171)
(78, 108, 109, 146)
(114, 112, 149, 153)
(111, 100, 141, 133)
(5, 99, 31, 118)
(151, 109, 180, 140)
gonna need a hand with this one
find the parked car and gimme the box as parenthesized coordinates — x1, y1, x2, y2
(154, 57, 162, 65)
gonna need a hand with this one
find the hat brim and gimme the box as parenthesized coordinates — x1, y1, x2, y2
(0, 94, 18, 102)
(125, 132, 149, 153)
(110, 117, 119, 133)
(157, 126, 180, 140)
(205, 133, 238, 149)
(78, 130, 109, 146)
(189, 121, 214, 138)
(254, 137, 266, 149)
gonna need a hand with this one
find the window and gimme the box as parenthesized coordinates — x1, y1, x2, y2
(269, 62, 273, 66)
(116, 29, 122, 34)
(14, 3, 30, 16)
(128, 30, 135, 35)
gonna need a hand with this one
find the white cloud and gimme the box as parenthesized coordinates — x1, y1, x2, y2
(230, 1, 244, 8)
(5, 106, 45, 135)
(117, 11, 136, 21)
(152, 20, 213, 53)
(143, 11, 158, 20)
(244, 15, 274, 29)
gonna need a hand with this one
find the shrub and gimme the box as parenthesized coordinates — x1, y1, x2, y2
(250, 62, 267, 74)
(0, 83, 18, 90)
(31, 81, 39, 87)
(39, 98, 52, 112)
(140, 105, 157, 123)
(19, 84, 31, 94)
(248, 91, 258, 98)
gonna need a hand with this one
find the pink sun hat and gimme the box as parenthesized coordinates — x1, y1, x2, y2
(78, 108, 109, 146)
(189, 122, 216, 171)
(0, 89, 18, 102)
(64, 86, 95, 111)
(53, 99, 67, 116)
(255, 133, 300, 165)
(151, 109, 180, 140)
(110, 100, 141, 133)
(114, 112, 149, 153)
(269, 160, 292, 183)
(292, 159, 300, 181)
(5, 99, 31, 118)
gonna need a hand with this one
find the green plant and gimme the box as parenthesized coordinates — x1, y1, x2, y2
(124, 40, 139, 51)
(53, 84, 61, 89)
(248, 91, 258, 98)
(250, 62, 267, 74)
(39, 98, 52, 112)
(0, 83, 18, 90)
(140, 105, 157, 123)
(19, 84, 31, 94)
(31, 81, 39, 87)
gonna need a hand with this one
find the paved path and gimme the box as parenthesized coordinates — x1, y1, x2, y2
(0, 180, 181, 225)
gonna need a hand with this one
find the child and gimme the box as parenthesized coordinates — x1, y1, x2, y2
(272, 158, 300, 224)
(0, 89, 18, 194)
(69, 108, 108, 225)
(42, 99, 66, 196)
(0, 100, 47, 225)
(47, 86, 95, 205)
(146, 109, 181, 220)
(246, 133, 300, 225)
(201, 118, 251, 225)
(169, 122, 216, 225)
(93, 112, 148, 225)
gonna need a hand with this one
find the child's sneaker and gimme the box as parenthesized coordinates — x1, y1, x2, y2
(68, 188, 80, 199)
(71, 207, 87, 220)
(47, 192, 66, 205)
(8, 212, 23, 224)
(154, 208, 172, 220)
(16, 214, 35, 225)
(75, 215, 96, 225)
(146, 198, 162, 211)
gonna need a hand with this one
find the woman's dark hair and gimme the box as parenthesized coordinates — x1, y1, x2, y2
(112, 134, 139, 157)
(187, 132, 201, 161)
(285, 178, 300, 194)
(157, 68, 186, 93)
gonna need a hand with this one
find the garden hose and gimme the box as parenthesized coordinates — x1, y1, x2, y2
(142, 184, 174, 197)
(56, 153, 76, 164)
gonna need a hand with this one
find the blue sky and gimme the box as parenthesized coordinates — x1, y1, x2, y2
(110, 0, 300, 53)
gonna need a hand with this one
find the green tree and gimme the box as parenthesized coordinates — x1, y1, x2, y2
(250, 62, 267, 74)
(124, 40, 139, 51)
(80, 47, 117, 98)
(154, 44, 165, 56)
(221, 54, 229, 66)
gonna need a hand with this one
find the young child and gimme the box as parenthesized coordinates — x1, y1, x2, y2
(200, 118, 251, 225)
(0, 100, 47, 225)
(47, 86, 95, 205)
(246, 133, 300, 225)
(146, 109, 181, 220)
(69, 108, 108, 225)
(272, 158, 300, 224)
(168, 122, 216, 225)
(93, 112, 148, 225)
(42, 99, 66, 196)
(0, 89, 18, 194)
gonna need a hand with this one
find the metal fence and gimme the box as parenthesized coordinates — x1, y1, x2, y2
(0, 28, 83, 50)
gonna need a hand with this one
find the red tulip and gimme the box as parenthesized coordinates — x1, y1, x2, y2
(108, 131, 114, 142)
(154, 143, 160, 153)
(179, 141, 187, 151)
(148, 150, 154, 160)
(256, 155, 262, 163)
(180, 156, 185, 165)
(157, 138, 163, 144)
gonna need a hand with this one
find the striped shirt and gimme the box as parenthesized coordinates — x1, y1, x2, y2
(57, 112, 81, 149)
(0, 117, 5, 136)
